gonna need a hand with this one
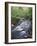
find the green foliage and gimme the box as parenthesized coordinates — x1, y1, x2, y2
(11, 7, 32, 24)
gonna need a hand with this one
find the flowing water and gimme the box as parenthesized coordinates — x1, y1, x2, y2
(11, 20, 32, 39)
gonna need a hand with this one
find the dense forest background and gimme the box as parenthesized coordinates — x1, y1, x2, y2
(11, 6, 32, 25)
